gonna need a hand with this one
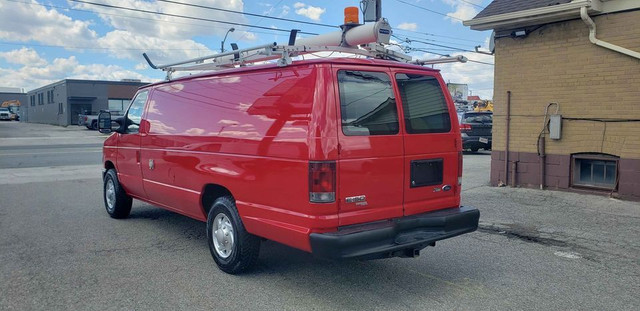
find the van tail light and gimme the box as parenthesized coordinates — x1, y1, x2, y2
(458, 151, 463, 186)
(309, 161, 336, 203)
(460, 123, 472, 131)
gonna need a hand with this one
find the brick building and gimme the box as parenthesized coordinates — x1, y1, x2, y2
(465, 0, 640, 199)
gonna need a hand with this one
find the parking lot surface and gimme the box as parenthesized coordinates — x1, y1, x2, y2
(1, 122, 639, 310)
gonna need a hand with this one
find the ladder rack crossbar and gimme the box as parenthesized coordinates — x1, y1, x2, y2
(147, 44, 414, 75)
(144, 45, 466, 81)
(144, 43, 277, 70)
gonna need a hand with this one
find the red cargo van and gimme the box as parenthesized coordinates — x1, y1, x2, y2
(100, 57, 479, 274)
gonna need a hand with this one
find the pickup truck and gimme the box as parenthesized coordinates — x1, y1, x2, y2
(79, 111, 121, 130)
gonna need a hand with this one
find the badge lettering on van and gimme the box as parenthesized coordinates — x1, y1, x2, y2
(345, 195, 367, 204)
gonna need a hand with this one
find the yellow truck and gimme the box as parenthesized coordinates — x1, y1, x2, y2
(474, 100, 493, 112)
(1, 100, 21, 120)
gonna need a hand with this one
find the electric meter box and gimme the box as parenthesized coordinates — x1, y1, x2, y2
(549, 114, 562, 140)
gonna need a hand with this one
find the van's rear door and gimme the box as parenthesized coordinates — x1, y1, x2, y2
(392, 70, 460, 215)
(333, 66, 404, 226)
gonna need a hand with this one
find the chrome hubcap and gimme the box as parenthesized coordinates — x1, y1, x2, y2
(105, 179, 116, 211)
(212, 213, 234, 259)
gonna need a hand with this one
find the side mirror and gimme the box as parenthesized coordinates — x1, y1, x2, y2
(98, 111, 112, 134)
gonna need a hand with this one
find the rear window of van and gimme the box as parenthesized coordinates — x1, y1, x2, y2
(337, 70, 399, 136)
(395, 73, 451, 134)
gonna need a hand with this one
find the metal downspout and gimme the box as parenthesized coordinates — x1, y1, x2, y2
(504, 91, 511, 186)
(580, 6, 640, 60)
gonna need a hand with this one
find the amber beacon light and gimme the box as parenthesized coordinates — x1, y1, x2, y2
(344, 7, 360, 24)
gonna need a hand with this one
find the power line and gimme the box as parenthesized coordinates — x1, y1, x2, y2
(405, 48, 451, 57)
(156, 0, 338, 29)
(394, 36, 474, 53)
(456, 0, 486, 9)
(395, 0, 464, 21)
(3, 0, 285, 37)
(6, 0, 487, 57)
(0, 41, 210, 51)
(67, 0, 318, 35)
(392, 33, 477, 50)
(237, 0, 286, 42)
(394, 29, 482, 44)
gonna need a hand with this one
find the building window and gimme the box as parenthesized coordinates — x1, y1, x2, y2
(58, 103, 63, 115)
(48, 90, 54, 104)
(108, 99, 130, 113)
(571, 154, 618, 190)
(30, 95, 35, 106)
(38, 93, 44, 105)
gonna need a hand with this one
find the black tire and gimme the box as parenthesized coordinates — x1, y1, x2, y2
(91, 120, 98, 130)
(470, 147, 479, 152)
(103, 169, 133, 219)
(206, 196, 260, 274)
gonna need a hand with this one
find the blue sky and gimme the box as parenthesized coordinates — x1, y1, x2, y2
(0, 0, 494, 98)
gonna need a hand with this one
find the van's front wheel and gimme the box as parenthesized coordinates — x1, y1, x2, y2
(206, 196, 260, 274)
(103, 169, 132, 219)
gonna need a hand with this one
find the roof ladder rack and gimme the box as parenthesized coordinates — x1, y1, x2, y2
(142, 22, 468, 80)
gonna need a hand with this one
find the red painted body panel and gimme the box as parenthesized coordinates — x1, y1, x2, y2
(389, 67, 462, 216)
(102, 58, 461, 254)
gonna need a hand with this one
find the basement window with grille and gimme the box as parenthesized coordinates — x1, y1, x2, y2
(571, 153, 618, 190)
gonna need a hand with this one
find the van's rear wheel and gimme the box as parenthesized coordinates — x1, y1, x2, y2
(103, 169, 132, 219)
(206, 196, 260, 274)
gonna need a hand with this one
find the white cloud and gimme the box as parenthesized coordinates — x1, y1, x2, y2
(430, 50, 495, 99)
(0, 0, 97, 47)
(0, 48, 47, 66)
(97, 30, 214, 65)
(0, 49, 154, 90)
(135, 63, 149, 70)
(293, 3, 326, 21)
(397, 23, 418, 31)
(409, 35, 494, 99)
(442, 0, 480, 24)
(71, 0, 250, 40)
(280, 5, 291, 17)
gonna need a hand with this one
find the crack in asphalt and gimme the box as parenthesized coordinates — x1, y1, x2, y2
(478, 223, 569, 247)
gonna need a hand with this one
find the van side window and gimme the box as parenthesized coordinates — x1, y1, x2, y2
(125, 90, 148, 134)
(337, 70, 399, 136)
(395, 74, 451, 134)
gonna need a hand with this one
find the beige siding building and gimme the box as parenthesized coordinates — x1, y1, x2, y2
(465, 0, 640, 199)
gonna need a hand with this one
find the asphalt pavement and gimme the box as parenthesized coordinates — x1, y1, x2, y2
(0, 122, 104, 169)
(1, 122, 639, 310)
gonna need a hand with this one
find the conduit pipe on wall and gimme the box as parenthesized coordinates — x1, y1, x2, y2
(580, 6, 640, 60)
(504, 91, 511, 187)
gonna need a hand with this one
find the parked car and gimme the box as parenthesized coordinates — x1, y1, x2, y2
(458, 111, 492, 152)
(99, 57, 480, 274)
(0, 108, 11, 121)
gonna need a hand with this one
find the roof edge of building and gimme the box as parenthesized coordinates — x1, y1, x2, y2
(464, 0, 640, 31)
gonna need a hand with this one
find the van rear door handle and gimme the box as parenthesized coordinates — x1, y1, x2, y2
(136, 150, 140, 163)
